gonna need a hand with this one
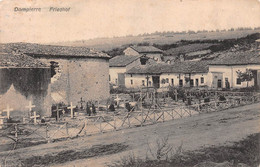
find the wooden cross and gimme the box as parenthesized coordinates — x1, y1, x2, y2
(53, 105, 61, 122)
(30, 111, 40, 124)
(174, 89, 178, 102)
(114, 95, 121, 107)
(78, 97, 85, 109)
(26, 101, 35, 112)
(68, 102, 76, 118)
(3, 105, 13, 119)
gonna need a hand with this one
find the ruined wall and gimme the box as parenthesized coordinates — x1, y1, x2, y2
(0, 68, 51, 117)
(38, 57, 109, 106)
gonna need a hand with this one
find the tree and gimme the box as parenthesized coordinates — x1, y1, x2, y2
(236, 69, 254, 87)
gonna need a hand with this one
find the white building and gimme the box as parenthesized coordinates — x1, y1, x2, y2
(109, 55, 156, 86)
(208, 51, 260, 89)
(125, 61, 209, 89)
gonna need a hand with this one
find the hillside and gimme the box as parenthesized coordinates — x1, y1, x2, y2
(51, 29, 260, 51)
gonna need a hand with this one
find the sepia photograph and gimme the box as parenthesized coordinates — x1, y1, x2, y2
(0, 0, 259, 166)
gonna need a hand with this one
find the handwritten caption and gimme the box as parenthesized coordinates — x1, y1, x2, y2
(14, 7, 71, 12)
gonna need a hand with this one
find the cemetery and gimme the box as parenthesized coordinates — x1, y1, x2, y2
(0, 86, 259, 153)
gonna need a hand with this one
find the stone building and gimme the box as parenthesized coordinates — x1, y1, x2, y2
(0, 43, 110, 116)
(123, 46, 164, 62)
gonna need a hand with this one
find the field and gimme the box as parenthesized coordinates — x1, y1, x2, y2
(51, 29, 259, 51)
(0, 102, 259, 167)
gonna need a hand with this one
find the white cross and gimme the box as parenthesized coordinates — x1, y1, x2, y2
(0, 110, 8, 129)
(3, 105, 13, 119)
(30, 111, 40, 124)
(114, 95, 121, 106)
(26, 101, 35, 111)
(68, 102, 76, 118)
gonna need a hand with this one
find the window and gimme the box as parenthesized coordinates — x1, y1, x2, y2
(109, 75, 111, 81)
(171, 79, 174, 86)
(142, 80, 145, 86)
(166, 78, 169, 83)
(201, 77, 204, 84)
(179, 79, 183, 87)
(131, 79, 133, 85)
(237, 78, 241, 85)
(149, 81, 152, 86)
(130, 74, 133, 77)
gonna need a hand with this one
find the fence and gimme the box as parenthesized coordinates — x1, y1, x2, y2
(1, 92, 260, 155)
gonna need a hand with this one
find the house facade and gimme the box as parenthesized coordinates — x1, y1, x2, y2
(208, 51, 260, 89)
(123, 46, 164, 62)
(125, 61, 209, 89)
(0, 43, 110, 116)
(109, 55, 156, 86)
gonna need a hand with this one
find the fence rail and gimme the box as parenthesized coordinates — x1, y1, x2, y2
(1, 92, 259, 153)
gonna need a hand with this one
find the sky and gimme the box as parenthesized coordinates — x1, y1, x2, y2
(0, 0, 259, 43)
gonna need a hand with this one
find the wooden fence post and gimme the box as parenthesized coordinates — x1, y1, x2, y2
(65, 122, 69, 137)
(113, 113, 116, 130)
(162, 110, 165, 122)
(46, 124, 51, 143)
(14, 124, 18, 142)
(99, 117, 102, 133)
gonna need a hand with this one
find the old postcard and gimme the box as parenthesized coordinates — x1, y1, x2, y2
(0, 0, 259, 166)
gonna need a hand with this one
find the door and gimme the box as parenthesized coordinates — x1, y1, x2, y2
(212, 73, 223, 88)
(217, 79, 222, 88)
(118, 73, 125, 86)
(195, 79, 199, 87)
(152, 76, 160, 88)
(190, 79, 194, 87)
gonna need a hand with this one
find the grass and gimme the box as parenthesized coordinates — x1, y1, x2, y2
(1, 143, 128, 166)
(109, 133, 260, 167)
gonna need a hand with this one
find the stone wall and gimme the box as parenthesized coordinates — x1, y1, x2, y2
(38, 57, 109, 107)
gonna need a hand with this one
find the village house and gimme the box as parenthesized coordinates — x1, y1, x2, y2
(123, 45, 164, 62)
(0, 43, 110, 116)
(109, 55, 156, 86)
(208, 51, 260, 89)
(125, 61, 209, 89)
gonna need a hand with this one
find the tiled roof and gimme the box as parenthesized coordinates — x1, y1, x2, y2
(0, 43, 110, 59)
(130, 46, 163, 53)
(127, 61, 210, 74)
(109, 55, 141, 67)
(210, 51, 260, 65)
(0, 52, 48, 68)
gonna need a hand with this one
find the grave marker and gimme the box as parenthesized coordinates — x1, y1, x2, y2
(114, 95, 121, 107)
(0, 111, 7, 129)
(174, 89, 178, 102)
(78, 97, 85, 109)
(3, 104, 13, 119)
(30, 111, 40, 124)
(26, 101, 35, 112)
(68, 102, 76, 118)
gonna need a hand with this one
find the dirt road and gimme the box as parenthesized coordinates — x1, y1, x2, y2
(1, 103, 259, 167)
